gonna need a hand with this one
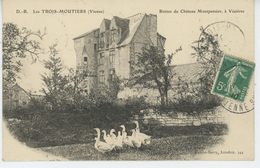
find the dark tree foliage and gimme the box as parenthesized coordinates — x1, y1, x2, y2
(191, 27, 223, 95)
(2, 23, 46, 97)
(129, 46, 182, 106)
(41, 44, 69, 111)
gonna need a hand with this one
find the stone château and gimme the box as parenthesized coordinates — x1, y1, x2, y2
(73, 13, 166, 94)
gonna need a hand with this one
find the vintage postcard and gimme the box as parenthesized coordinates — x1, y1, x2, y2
(2, 0, 255, 162)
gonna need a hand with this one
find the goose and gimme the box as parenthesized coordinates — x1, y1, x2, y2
(94, 128, 115, 153)
(110, 129, 123, 150)
(114, 131, 123, 150)
(133, 121, 151, 145)
(102, 130, 114, 145)
(130, 129, 142, 148)
(110, 129, 117, 139)
(119, 125, 134, 148)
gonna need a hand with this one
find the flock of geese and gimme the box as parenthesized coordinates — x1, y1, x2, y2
(94, 121, 151, 153)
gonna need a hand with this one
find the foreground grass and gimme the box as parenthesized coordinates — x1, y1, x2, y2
(39, 135, 224, 160)
(7, 120, 228, 148)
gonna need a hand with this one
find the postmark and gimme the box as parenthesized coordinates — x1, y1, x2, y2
(211, 54, 255, 103)
(198, 21, 246, 53)
(220, 95, 254, 114)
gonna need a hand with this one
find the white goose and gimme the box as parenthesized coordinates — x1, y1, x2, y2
(133, 121, 151, 145)
(115, 131, 123, 150)
(102, 130, 114, 145)
(110, 129, 123, 150)
(94, 128, 115, 153)
(130, 129, 142, 148)
(110, 129, 117, 139)
(119, 125, 134, 148)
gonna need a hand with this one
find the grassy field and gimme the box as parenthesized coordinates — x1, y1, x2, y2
(6, 119, 227, 160)
(39, 135, 224, 160)
(6, 119, 228, 148)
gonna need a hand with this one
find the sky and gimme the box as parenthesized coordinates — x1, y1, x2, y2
(2, 0, 254, 92)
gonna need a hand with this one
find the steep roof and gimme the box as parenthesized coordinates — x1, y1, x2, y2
(118, 13, 146, 46)
(113, 16, 130, 44)
(157, 32, 166, 39)
(10, 83, 45, 97)
(169, 63, 203, 85)
(132, 63, 203, 86)
(113, 16, 129, 30)
(73, 28, 99, 40)
(104, 19, 111, 30)
(73, 13, 165, 47)
(9, 83, 30, 97)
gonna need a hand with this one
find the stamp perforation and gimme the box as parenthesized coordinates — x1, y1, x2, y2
(211, 53, 255, 103)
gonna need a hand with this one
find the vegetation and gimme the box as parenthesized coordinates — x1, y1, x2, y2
(5, 95, 149, 147)
(191, 27, 223, 95)
(41, 44, 71, 111)
(2, 23, 46, 98)
(156, 27, 224, 115)
(39, 135, 225, 160)
(129, 46, 182, 106)
(3, 24, 227, 153)
(166, 79, 222, 116)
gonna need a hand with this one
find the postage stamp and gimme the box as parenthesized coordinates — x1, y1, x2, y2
(212, 54, 255, 103)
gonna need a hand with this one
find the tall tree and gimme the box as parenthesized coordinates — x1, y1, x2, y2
(129, 46, 182, 106)
(191, 27, 223, 95)
(41, 44, 69, 111)
(2, 23, 46, 97)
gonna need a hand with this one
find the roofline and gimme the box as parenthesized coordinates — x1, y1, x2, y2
(73, 28, 100, 40)
(10, 83, 31, 98)
(169, 62, 200, 67)
(127, 14, 146, 45)
(157, 32, 166, 39)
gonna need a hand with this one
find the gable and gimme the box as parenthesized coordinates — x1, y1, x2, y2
(100, 19, 110, 32)
(118, 13, 145, 46)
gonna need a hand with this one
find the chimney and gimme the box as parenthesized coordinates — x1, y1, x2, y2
(148, 14, 157, 46)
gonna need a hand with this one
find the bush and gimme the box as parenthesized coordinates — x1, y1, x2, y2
(3, 98, 49, 120)
(167, 94, 222, 115)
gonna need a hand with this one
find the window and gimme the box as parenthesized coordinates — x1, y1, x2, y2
(109, 50, 115, 63)
(111, 28, 117, 42)
(100, 40, 105, 48)
(109, 69, 116, 81)
(99, 53, 104, 65)
(100, 32, 105, 37)
(84, 57, 88, 64)
(99, 71, 105, 83)
(100, 32, 105, 48)
(94, 44, 97, 51)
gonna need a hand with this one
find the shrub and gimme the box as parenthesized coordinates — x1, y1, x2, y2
(166, 93, 222, 116)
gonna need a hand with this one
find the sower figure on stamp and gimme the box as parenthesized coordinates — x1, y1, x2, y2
(224, 62, 247, 96)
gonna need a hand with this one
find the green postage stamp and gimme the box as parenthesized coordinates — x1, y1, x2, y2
(212, 54, 255, 103)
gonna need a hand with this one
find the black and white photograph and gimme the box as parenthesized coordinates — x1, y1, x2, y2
(1, 0, 257, 163)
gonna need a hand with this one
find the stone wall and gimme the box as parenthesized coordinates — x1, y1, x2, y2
(139, 108, 226, 126)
